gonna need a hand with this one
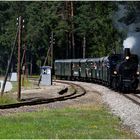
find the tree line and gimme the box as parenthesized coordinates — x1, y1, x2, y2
(0, 1, 135, 74)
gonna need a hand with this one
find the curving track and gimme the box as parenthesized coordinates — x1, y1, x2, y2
(117, 83, 140, 106)
(0, 80, 86, 109)
(122, 92, 140, 106)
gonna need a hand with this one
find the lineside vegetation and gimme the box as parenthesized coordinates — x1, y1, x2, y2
(0, 105, 138, 139)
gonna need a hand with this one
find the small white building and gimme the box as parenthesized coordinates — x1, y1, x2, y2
(40, 66, 52, 86)
(0, 80, 12, 92)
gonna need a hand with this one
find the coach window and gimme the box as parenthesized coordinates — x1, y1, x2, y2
(94, 63, 97, 69)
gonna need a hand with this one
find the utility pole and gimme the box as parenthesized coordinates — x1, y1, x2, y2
(30, 44, 33, 76)
(17, 16, 24, 101)
(50, 31, 55, 70)
(43, 46, 51, 66)
(50, 31, 53, 68)
(21, 44, 26, 87)
(17, 16, 21, 101)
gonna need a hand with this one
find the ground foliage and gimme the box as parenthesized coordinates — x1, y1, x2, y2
(0, 106, 138, 138)
(0, 1, 136, 74)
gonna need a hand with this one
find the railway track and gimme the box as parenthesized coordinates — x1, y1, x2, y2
(116, 82, 140, 106)
(0, 80, 86, 109)
(122, 92, 140, 106)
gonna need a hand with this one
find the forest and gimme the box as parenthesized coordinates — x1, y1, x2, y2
(0, 1, 139, 74)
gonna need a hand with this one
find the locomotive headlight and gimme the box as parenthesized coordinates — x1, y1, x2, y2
(136, 71, 140, 75)
(114, 71, 117, 74)
(126, 56, 130, 60)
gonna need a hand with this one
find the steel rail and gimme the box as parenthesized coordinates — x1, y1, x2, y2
(0, 80, 86, 109)
(121, 93, 140, 106)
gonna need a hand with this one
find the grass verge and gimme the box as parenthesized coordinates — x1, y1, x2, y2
(0, 94, 17, 105)
(0, 105, 138, 139)
(0, 77, 35, 105)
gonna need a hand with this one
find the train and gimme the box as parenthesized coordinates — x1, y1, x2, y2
(54, 48, 140, 92)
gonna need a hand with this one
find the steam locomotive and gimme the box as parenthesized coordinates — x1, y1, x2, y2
(54, 48, 140, 92)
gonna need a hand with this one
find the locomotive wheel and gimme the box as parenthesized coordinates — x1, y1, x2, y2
(115, 78, 119, 91)
(111, 78, 117, 91)
(132, 79, 139, 90)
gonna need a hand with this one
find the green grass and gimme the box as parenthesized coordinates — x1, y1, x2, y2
(0, 105, 138, 139)
(10, 77, 34, 92)
(10, 82, 18, 93)
(28, 75, 40, 79)
(0, 77, 35, 105)
(0, 94, 17, 105)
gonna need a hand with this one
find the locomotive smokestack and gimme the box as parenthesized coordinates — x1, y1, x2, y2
(124, 48, 131, 56)
(124, 48, 131, 60)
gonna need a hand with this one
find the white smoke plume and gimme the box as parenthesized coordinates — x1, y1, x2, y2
(123, 36, 136, 51)
(123, 35, 140, 58)
(113, 3, 140, 61)
(123, 33, 140, 60)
